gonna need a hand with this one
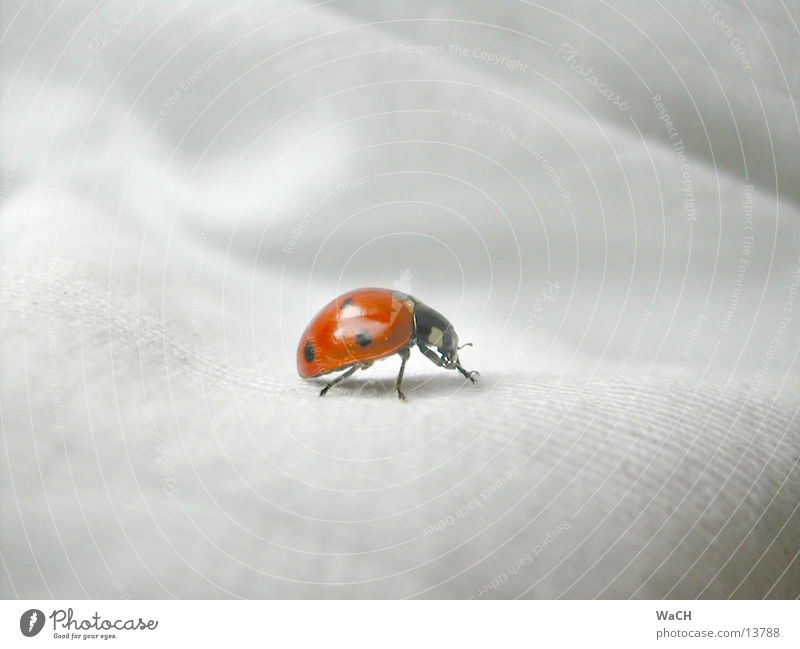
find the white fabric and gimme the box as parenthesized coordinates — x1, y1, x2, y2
(1, 0, 799, 598)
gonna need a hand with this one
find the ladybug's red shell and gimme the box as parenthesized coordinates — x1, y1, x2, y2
(297, 288, 416, 378)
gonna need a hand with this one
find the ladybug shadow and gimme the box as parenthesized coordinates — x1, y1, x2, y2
(313, 372, 489, 400)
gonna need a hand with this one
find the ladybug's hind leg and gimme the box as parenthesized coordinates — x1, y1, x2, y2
(395, 348, 411, 401)
(319, 365, 358, 396)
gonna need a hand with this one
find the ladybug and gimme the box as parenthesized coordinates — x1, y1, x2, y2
(297, 288, 478, 399)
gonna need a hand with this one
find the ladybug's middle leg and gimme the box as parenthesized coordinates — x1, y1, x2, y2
(319, 365, 358, 396)
(395, 348, 411, 401)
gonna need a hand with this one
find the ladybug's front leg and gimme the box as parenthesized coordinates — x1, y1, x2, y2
(417, 343, 445, 368)
(454, 362, 480, 384)
(418, 343, 479, 384)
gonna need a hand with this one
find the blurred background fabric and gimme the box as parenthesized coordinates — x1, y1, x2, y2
(1, 0, 799, 598)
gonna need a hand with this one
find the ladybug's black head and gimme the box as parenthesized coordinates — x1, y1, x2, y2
(413, 301, 461, 368)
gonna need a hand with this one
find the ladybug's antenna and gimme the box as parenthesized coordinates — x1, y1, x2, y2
(457, 342, 473, 350)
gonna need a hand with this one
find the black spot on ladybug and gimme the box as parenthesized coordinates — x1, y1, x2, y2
(304, 341, 315, 362)
(342, 298, 353, 308)
(355, 331, 372, 348)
